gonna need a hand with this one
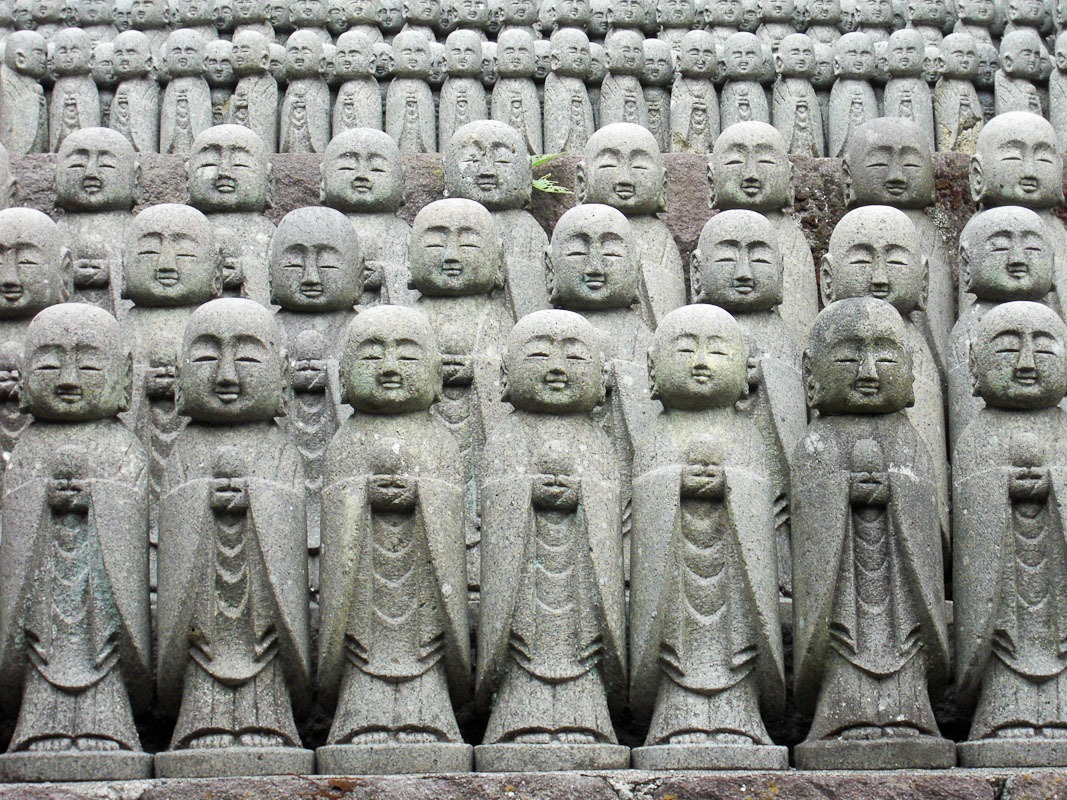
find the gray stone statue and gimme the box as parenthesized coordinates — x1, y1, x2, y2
(657, 0, 695, 52)
(29, 0, 59, 40)
(588, 41, 608, 122)
(642, 38, 673, 152)
(954, 0, 995, 44)
(186, 125, 275, 306)
(670, 29, 718, 154)
(172, 0, 219, 41)
(233, 0, 274, 38)
(160, 29, 213, 157)
(399, 0, 439, 41)
(1050, 31, 1067, 153)
(332, 31, 382, 136)
(855, 0, 892, 40)
(955, 301, 1067, 768)
(757, 0, 795, 54)
(708, 121, 818, 342)
(0, 142, 16, 210)
(110, 30, 159, 154)
(792, 296, 954, 770)
(205, 39, 235, 126)
(995, 29, 1045, 115)
(577, 123, 686, 328)
(279, 30, 330, 153)
(444, 120, 550, 320)
(154, 298, 313, 778)
(440, 29, 489, 147)
(629, 303, 787, 770)
(0, 209, 72, 351)
(948, 207, 1055, 452)
(0, 31, 48, 154)
(492, 28, 541, 153)
(92, 43, 117, 127)
(316, 306, 471, 774)
(829, 31, 878, 157)
(600, 27, 649, 128)
(812, 40, 835, 140)
(475, 309, 629, 772)
(773, 33, 824, 156)
(229, 30, 279, 151)
(55, 128, 139, 317)
(610, 0, 647, 31)
(266, 0, 293, 39)
(321, 129, 414, 307)
(289, 0, 330, 40)
(501, 0, 538, 34)
(975, 42, 998, 120)
(386, 31, 436, 153)
(0, 303, 151, 782)
(907, 0, 948, 44)
(79, 0, 118, 42)
(49, 28, 101, 153)
(804, 0, 843, 45)
(543, 27, 595, 154)
(720, 32, 771, 127)
(329, 0, 383, 41)
(934, 32, 984, 153)
(883, 28, 934, 146)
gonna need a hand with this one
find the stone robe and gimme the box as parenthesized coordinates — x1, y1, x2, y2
(230, 74, 279, 152)
(933, 77, 983, 153)
(644, 85, 670, 152)
(492, 208, 551, 320)
(161, 76, 212, 157)
(346, 213, 414, 307)
(994, 71, 1044, 116)
(543, 73, 594, 154)
(205, 212, 275, 307)
(439, 77, 489, 149)
(0, 67, 47, 154)
(670, 76, 719, 154)
(492, 78, 542, 155)
(883, 77, 934, 148)
(57, 210, 132, 318)
(772, 77, 824, 156)
(49, 76, 101, 152)
(828, 78, 878, 158)
(332, 77, 382, 136)
(280, 78, 330, 153)
(385, 78, 436, 153)
(599, 72, 650, 128)
(628, 215, 687, 329)
(110, 77, 160, 153)
(720, 80, 771, 128)
(1051, 70, 1067, 154)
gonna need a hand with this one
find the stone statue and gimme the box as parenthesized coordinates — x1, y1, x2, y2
(0, 142, 16, 210)
(792, 296, 954, 770)
(757, 0, 795, 55)
(455, 0, 492, 36)
(205, 39, 235, 126)
(93, 43, 117, 127)
(812, 40, 835, 140)
(773, 33, 824, 156)
(628, 303, 787, 770)
(79, 0, 118, 42)
(0, 209, 72, 351)
(233, 0, 274, 38)
(829, 32, 878, 157)
(907, 0, 948, 44)
(501, 0, 538, 34)
(154, 298, 313, 778)
(131, 0, 170, 59)
(642, 38, 673, 152)
(55, 128, 138, 317)
(708, 121, 819, 342)
(400, 0, 439, 40)
(820, 205, 950, 550)
(577, 123, 686, 328)
(386, 31, 436, 153)
(0, 304, 152, 782)
(0, 31, 48, 154)
(110, 30, 159, 154)
(883, 28, 934, 146)
(720, 32, 771, 127)
(378, 0, 404, 36)
(588, 41, 608, 121)
(670, 30, 718, 154)
(269, 42, 287, 86)
(172, 0, 219, 41)
(555, 0, 591, 31)
(186, 124, 276, 306)
(229, 30, 279, 150)
(321, 129, 414, 307)
(657, 0, 695, 52)
(947, 207, 1055, 452)
(440, 29, 489, 147)
(610, 0, 647, 30)
(279, 30, 330, 153)
(214, 0, 237, 34)
(49, 28, 101, 154)
(160, 29, 213, 157)
(329, 0, 383, 41)
(492, 28, 541, 154)
(954, 0, 995, 44)
(29, 0, 59, 39)
(854, 0, 892, 40)
(934, 32, 984, 152)
(444, 120, 550, 320)
(954, 301, 1067, 768)
(474, 309, 629, 772)
(543, 27, 595, 154)
(332, 31, 382, 136)
(600, 28, 649, 128)
(995, 29, 1045, 115)
(266, 0, 293, 39)
(316, 306, 471, 774)
(1051, 31, 1067, 153)
(804, 0, 843, 45)
(975, 41, 998, 119)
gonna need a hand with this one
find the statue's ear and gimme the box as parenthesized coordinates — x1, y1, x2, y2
(801, 349, 818, 409)
(574, 161, 587, 203)
(918, 254, 929, 311)
(550, 50, 560, 70)
(211, 243, 224, 298)
(647, 347, 659, 400)
(499, 356, 511, 403)
(959, 241, 972, 293)
(690, 247, 705, 301)
(265, 160, 275, 210)
(841, 156, 854, 207)
(774, 51, 784, 73)
(118, 350, 133, 413)
(58, 247, 73, 302)
(544, 245, 558, 304)
(130, 160, 143, 208)
(968, 340, 981, 397)
(969, 154, 984, 204)
(705, 160, 716, 209)
(819, 252, 834, 307)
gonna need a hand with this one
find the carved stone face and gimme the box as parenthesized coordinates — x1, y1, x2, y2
(497, 28, 534, 77)
(269, 206, 363, 310)
(180, 298, 287, 422)
(589, 0, 609, 33)
(580, 123, 665, 214)
(823, 205, 924, 315)
(972, 112, 1064, 208)
(556, 0, 590, 25)
(266, 0, 289, 27)
(340, 305, 441, 413)
(549, 204, 637, 310)
(92, 43, 116, 86)
(940, 32, 978, 78)
(377, 0, 403, 28)
(445, 28, 482, 76)
(502, 0, 536, 24)
(606, 29, 644, 74)
(444, 120, 530, 210)
(332, 30, 373, 78)
(174, 0, 213, 24)
(204, 40, 235, 87)
(24, 303, 128, 421)
(659, 0, 694, 25)
(812, 41, 834, 87)
(808, 0, 841, 22)
(269, 42, 287, 80)
(214, 0, 236, 29)
(5, 30, 45, 77)
(972, 301, 1067, 410)
(403, 0, 439, 23)
(392, 31, 430, 77)
(550, 28, 590, 76)
(112, 30, 152, 79)
(759, 0, 793, 21)
(0, 209, 70, 318)
(51, 27, 91, 76)
(975, 41, 998, 86)
(957, 0, 994, 23)
(503, 309, 604, 413)
(1001, 29, 1042, 79)
(588, 42, 607, 81)
(679, 30, 716, 76)
(56, 128, 138, 212)
(834, 31, 874, 77)
(234, 0, 268, 23)
(856, 0, 891, 24)
(122, 204, 219, 307)
(285, 29, 323, 78)
(907, 0, 945, 24)
(961, 206, 1053, 302)
(1056, 31, 1067, 73)
(650, 303, 748, 410)
(231, 30, 271, 75)
(290, 0, 327, 25)
(1007, 0, 1044, 24)
(321, 128, 404, 212)
(643, 38, 674, 84)
(777, 32, 815, 76)
(722, 31, 762, 78)
(409, 198, 501, 297)
(455, 0, 489, 25)
(164, 28, 206, 76)
(187, 125, 271, 212)
(845, 119, 934, 208)
(710, 122, 790, 212)
(708, 0, 742, 24)
(886, 28, 923, 74)
(79, 0, 113, 23)
(693, 209, 782, 311)
(610, 0, 645, 25)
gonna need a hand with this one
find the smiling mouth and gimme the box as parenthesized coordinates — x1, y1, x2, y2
(0, 285, 23, 302)
(732, 278, 754, 294)
(884, 180, 906, 196)
(869, 285, 890, 299)
(613, 182, 635, 200)
(214, 176, 236, 193)
(475, 175, 498, 191)
(545, 376, 568, 391)
(740, 178, 762, 196)
(1013, 370, 1039, 385)
(55, 387, 82, 402)
(350, 177, 372, 193)
(1019, 177, 1040, 193)
(155, 268, 179, 287)
(300, 284, 323, 298)
(81, 176, 103, 194)
(854, 377, 881, 395)
(441, 263, 463, 277)
(1007, 264, 1030, 278)
(583, 272, 605, 290)
(691, 367, 712, 383)
(379, 376, 403, 389)
(214, 386, 240, 403)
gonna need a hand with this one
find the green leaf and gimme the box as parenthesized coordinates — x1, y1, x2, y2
(531, 152, 563, 168)
(532, 173, 573, 194)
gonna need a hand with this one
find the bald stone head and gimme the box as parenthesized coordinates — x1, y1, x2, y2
(0, 208, 71, 318)
(549, 204, 638, 311)
(52, 27, 92, 76)
(444, 120, 531, 211)
(971, 112, 1064, 209)
(550, 27, 590, 77)
(122, 204, 221, 307)
(186, 125, 272, 212)
(112, 29, 153, 79)
(844, 117, 934, 208)
(678, 29, 717, 78)
(693, 209, 782, 311)
(776, 33, 816, 78)
(321, 128, 404, 212)
(886, 27, 923, 76)
(409, 198, 503, 297)
(164, 27, 207, 76)
(940, 32, 979, 79)
(578, 123, 666, 214)
(269, 206, 363, 311)
(55, 128, 138, 213)
(721, 31, 763, 79)
(960, 206, 1054, 303)
(709, 121, 792, 211)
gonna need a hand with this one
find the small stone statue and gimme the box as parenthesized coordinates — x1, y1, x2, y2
(229, 30, 279, 150)
(907, 0, 948, 44)
(708, 121, 819, 342)
(0, 303, 152, 782)
(55, 128, 138, 317)
(444, 120, 550, 320)
(400, 0, 439, 40)
(213, 0, 237, 34)
(110, 30, 158, 154)
(995, 29, 1045, 115)
(829, 31, 878, 157)
(954, 301, 1067, 768)
(670, 30, 718, 154)
(812, 40, 835, 139)
(975, 41, 998, 119)
(49, 28, 101, 153)
(792, 296, 954, 770)
(720, 32, 771, 127)
(0, 142, 16, 209)
(954, 0, 995, 45)
(0, 31, 47, 154)
(131, 0, 171, 59)
(321, 129, 414, 306)
(172, 0, 219, 41)
(289, 0, 330, 40)
(948, 207, 1054, 452)
(657, 0, 695, 52)
(854, 0, 892, 40)
(186, 125, 276, 306)
(440, 29, 489, 147)
(316, 306, 471, 774)
(610, 0, 648, 31)
(773, 33, 824, 156)
(0, 209, 72, 350)
(378, 0, 404, 36)
(154, 298, 313, 778)
(629, 303, 787, 770)
(555, 0, 592, 31)
(1050, 31, 1067, 152)
(642, 38, 673, 152)
(543, 27, 595, 154)
(599, 28, 649, 127)
(29, 0, 59, 40)
(883, 28, 934, 146)
(491, 28, 541, 154)
(332, 31, 382, 136)
(205, 39, 235, 126)
(330, 0, 383, 41)
(455, 0, 492, 36)
(804, 0, 843, 45)
(93, 43, 117, 127)
(80, 0, 118, 42)
(233, 0, 274, 38)
(475, 309, 629, 772)
(386, 31, 436, 153)
(934, 32, 984, 152)
(279, 30, 330, 153)
(160, 29, 213, 157)
(266, 0, 293, 39)
(501, 0, 538, 34)
(588, 41, 608, 121)
(577, 123, 686, 327)
(757, 0, 796, 55)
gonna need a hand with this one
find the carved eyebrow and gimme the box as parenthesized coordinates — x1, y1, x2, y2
(395, 337, 422, 347)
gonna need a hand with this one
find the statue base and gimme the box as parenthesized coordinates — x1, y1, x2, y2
(474, 743, 630, 772)
(795, 736, 957, 770)
(632, 742, 789, 770)
(0, 750, 153, 782)
(154, 746, 315, 778)
(316, 742, 473, 774)
(958, 737, 1067, 767)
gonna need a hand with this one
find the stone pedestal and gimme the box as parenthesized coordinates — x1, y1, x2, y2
(474, 743, 630, 772)
(316, 743, 473, 774)
(795, 736, 957, 770)
(0, 752, 154, 783)
(631, 743, 789, 770)
(153, 747, 315, 779)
